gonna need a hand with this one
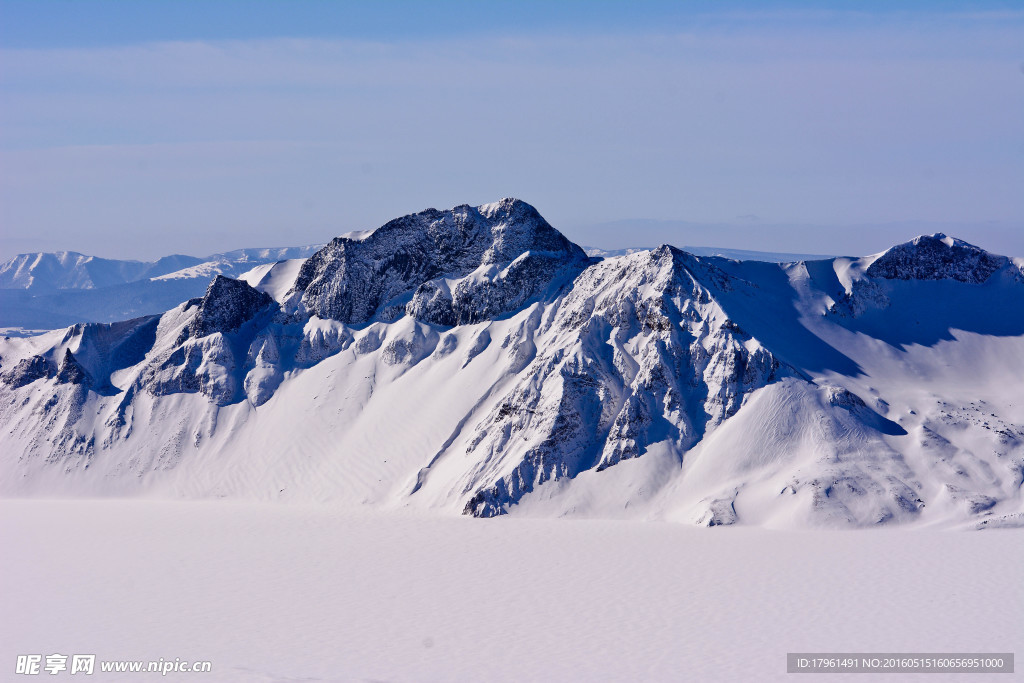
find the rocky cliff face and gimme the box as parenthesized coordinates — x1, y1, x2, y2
(292, 198, 589, 325)
(56, 349, 91, 386)
(179, 275, 275, 342)
(829, 233, 1018, 320)
(866, 233, 1007, 283)
(460, 246, 782, 516)
(1, 354, 56, 389)
(137, 276, 278, 406)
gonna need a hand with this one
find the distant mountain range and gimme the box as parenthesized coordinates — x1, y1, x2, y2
(2, 199, 1022, 529)
(583, 245, 834, 262)
(0, 246, 322, 330)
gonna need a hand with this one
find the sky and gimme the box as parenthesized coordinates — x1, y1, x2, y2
(1, 1, 1022, 260)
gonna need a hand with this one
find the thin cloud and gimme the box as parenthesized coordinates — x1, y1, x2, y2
(0, 14, 1021, 260)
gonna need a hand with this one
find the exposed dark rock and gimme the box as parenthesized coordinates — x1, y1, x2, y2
(1, 355, 56, 389)
(138, 277, 272, 406)
(460, 245, 785, 516)
(143, 336, 238, 406)
(180, 275, 275, 341)
(293, 198, 588, 325)
(866, 234, 1006, 283)
(56, 349, 92, 386)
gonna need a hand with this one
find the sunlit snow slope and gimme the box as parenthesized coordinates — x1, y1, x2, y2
(2, 200, 1022, 529)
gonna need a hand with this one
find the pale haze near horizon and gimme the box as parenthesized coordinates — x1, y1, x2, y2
(1, 3, 1022, 261)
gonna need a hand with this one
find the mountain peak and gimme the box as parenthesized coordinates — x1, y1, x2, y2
(477, 197, 535, 219)
(56, 349, 92, 386)
(866, 233, 1006, 283)
(182, 275, 275, 340)
(293, 199, 588, 325)
(911, 233, 974, 250)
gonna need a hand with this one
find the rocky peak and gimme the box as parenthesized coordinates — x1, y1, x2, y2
(865, 233, 1006, 283)
(458, 242, 782, 517)
(475, 198, 580, 262)
(56, 349, 92, 386)
(181, 275, 275, 341)
(293, 199, 588, 325)
(1, 354, 56, 389)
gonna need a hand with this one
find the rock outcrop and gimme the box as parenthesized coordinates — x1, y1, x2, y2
(866, 233, 1007, 283)
(293, 198, 589, 325)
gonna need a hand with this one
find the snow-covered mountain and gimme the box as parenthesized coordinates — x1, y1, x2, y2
(1, 251, 199, 291)
(0, 246, 324, 292)
(585, 245, 834, 262)
(2, 202, 1022, 529)
(0, 245, 323, 330)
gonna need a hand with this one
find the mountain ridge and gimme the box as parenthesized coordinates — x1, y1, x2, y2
(0, 245, 324, 332)
(0, 246, 325, 292)
(1, 199, 1022, 530)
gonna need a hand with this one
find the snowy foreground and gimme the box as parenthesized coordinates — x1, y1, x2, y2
(1, 501, 1020, 682)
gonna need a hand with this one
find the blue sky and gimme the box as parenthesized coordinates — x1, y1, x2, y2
(1, 1, 1022, 259)
(6, 1, 1017, 47)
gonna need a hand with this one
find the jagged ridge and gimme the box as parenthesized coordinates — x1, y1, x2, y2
(292, 198, 589, 325)
(460, 246, 783, 516)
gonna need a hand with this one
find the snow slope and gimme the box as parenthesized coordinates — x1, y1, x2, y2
(238, 258, 307, 302)
(1, 201, 1022, 529)
(1, 501, 1020, 683)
